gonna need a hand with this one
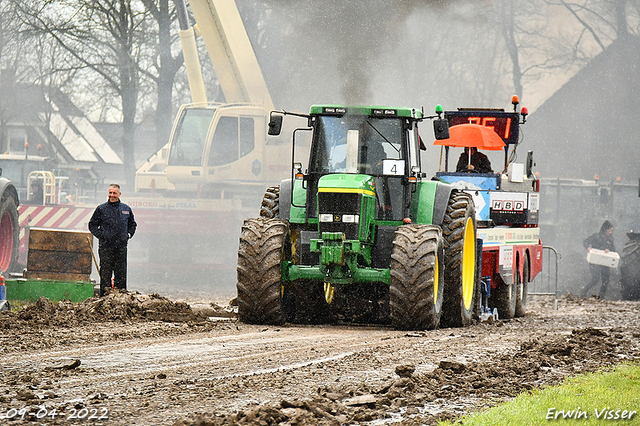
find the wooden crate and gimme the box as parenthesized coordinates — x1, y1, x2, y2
(27, 228, 93, 282)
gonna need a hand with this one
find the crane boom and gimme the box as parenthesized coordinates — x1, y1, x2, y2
(175, 0, 207, 104)
(188, 0, 274, 111)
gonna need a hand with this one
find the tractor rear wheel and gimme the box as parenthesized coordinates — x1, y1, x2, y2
(0, 197, 19, 273)
(515, 255, 530, 317)
(237, 218, 292, 325)
(440, 191, 477, 328)
(259, 186, 280, 218)
(390, 224, 444, 330)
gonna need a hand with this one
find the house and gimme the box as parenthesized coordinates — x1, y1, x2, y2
(0, 73, 124, 203)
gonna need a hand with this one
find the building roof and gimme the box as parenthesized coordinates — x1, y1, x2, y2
(1, 83, 123, 166)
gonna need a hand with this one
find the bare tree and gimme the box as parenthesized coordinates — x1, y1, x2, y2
(499, 0, 524, 100)
(0, 0, 26, 152)
(545, 0, 639, 48)
(15, 0, 150, 186)
(139, 0, 184, 150)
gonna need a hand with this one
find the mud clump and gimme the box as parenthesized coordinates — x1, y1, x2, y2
(0, 290, 206, 330)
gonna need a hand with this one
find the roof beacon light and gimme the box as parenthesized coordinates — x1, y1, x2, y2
(511, 95, 519, 107)
(435, 104, 443, 118)
(521, 106, 528, 124)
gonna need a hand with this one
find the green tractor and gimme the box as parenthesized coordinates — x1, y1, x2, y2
(236, 105, 478, 330)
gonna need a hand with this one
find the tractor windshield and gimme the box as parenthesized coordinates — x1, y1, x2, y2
(311, 115, 404, 175)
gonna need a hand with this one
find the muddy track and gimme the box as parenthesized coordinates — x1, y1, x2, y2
(0, 293, 639, 425)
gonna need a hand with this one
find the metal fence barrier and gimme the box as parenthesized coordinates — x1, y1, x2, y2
(529, 246, 560, 310)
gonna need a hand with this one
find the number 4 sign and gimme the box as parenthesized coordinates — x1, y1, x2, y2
(383, 160, 405, 176)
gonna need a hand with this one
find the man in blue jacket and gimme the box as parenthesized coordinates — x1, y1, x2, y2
(89, 184, 137, 296)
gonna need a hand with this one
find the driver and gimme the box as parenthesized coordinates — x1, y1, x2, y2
(362, 141, 386, 174)
(456, 147, 493, 173)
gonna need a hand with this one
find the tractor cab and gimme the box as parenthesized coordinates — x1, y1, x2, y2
(282, 106, 427, 226)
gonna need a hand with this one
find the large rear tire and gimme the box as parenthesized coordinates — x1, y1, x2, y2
(440, 191, 477, 328)
(259, 186, 280, 219)
(390, 224, 444, 330)
(515, 255, 529, 317)
(0, 197, 19, 273)
(236, 218, 291, 325)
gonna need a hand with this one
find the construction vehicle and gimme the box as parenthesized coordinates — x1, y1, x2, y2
(125, 0, 290, 286)
(135, 0, 286, 197)
(17, 0, 289, 289)
(236, 98, 540, 330)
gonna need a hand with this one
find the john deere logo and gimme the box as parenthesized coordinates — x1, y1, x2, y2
(251, 159, 262, 176)
(334, 214, 341, 222)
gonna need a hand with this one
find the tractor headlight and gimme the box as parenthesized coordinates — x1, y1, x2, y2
(319, 214, 333, 222)
(342, 214, 359, 223)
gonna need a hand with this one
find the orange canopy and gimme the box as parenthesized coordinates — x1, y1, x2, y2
(434, 124, 506, 151)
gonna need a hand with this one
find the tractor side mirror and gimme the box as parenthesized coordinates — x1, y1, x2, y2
(526, 150, 534, 177)
(268, 114, 283, 136)
(433, 118, 449, 140)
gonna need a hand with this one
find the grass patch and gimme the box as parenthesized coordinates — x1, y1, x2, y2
(441, 363, 640, 425)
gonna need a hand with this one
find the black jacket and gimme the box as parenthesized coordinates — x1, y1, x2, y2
(89, 200, 137, 248)
(583, 231, 615, 252)
(456, 151, 493, 173)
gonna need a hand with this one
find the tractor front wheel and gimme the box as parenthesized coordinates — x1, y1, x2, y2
(236, 218, 292, 325)
(390, 224, 444, 330)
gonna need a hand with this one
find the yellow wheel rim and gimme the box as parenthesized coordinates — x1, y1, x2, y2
(434, 253, 439, 305)
(462, 217, 476, 311)
(324, 282, 334, 304)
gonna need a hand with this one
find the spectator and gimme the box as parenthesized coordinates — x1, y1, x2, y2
(89, 184, 137, 296)
(581, 220, 616, 298)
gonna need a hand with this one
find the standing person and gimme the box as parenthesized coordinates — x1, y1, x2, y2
(581, 220, 616, 298)
(89, 184, 137, 296)
(28, 181, 44, 205)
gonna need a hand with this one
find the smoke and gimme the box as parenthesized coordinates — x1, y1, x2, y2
(238, 0, 489, 109)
